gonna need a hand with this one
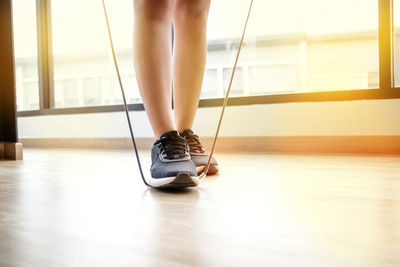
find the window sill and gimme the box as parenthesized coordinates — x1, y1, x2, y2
(17, 88, 400, 117)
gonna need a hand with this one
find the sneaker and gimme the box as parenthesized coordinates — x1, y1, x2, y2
(180, 129, 219, 175)
(148, 130, 199, 188)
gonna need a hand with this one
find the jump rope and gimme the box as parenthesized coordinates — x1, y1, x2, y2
(101, 0, 254, 187)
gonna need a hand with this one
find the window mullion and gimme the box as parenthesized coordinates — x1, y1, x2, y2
(36, 0, 54, 109)
(378, 0, 393, 90)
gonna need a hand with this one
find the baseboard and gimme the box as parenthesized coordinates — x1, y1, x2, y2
(0, 142, 23, 160)
(19, 136, 400, 154)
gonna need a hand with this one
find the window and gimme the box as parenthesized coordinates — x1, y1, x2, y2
(395, 0, 400, 87)
(50, 0, 136, 108)
(204, 0, 379, 98)
(14, 0, 400, 116)
(12, 0, 40, 111)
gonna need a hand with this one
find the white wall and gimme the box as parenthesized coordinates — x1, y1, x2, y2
(18, 99, 400, 139)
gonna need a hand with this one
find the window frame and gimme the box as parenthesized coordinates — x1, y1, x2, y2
(17, 0, 400, 117)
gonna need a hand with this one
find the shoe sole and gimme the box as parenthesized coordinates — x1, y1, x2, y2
(196, 165, 220, 176)
(147, 172, 199, 189)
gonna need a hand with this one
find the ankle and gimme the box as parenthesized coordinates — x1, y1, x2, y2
(155, 128, 178, 139)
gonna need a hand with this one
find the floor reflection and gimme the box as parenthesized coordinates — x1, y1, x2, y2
(141, 187, 204, 266)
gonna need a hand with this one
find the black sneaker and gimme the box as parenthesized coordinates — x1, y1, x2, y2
(149, 130, 199, 188)
(180, 129, 219, 175)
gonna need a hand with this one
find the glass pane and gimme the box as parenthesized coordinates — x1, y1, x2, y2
(395, 0, 400, 87)
(12, 0, 40, 111)
(223, 68, 244, 97)
(203, 0, 379, 98)
(51, 0, 136, 108)
(201, 69, 220, 98)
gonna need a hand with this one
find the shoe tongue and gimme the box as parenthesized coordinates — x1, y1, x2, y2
(159, 130, 181, 140)
(181, 129, 194, 137)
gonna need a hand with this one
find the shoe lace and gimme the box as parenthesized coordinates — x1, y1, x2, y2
(184, 132, 205, 154)
(158, 134, 189, 160)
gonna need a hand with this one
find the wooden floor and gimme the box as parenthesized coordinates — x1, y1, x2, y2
(0, 149, 399, 267)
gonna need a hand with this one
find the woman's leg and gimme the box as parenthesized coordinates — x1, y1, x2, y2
(172, 0, 211, 132)
(133, 0, 176, 138)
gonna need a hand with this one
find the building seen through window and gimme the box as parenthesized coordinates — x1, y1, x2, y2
(12, 0, 40, 111)
(13, 0, 386, 111)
